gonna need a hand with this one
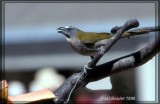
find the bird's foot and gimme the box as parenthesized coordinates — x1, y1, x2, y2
(90, 56, 94, 59)
(83, 61, 92, 74)
(99, 47, 105, 56)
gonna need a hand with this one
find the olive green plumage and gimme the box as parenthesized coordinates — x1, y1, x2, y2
(76, 30, 111, 44)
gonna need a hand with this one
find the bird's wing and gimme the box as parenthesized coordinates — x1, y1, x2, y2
(77, 32, 112, 44)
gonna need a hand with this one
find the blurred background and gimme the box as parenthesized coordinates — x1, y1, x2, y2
(4, 2, 157, 103)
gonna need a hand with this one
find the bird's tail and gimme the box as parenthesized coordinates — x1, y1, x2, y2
(121, 26, 160, 38)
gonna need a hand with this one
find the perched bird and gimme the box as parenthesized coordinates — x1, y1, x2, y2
(57, 26, 149, 59)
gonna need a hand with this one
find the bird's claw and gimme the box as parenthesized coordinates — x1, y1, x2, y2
(83, 61, 92, 74)
(100, 47, 105, 56)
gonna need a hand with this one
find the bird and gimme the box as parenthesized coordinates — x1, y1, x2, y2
(57, 26, 149, 59)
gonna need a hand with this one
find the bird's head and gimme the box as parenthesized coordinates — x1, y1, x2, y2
(57, 26, 79, 38)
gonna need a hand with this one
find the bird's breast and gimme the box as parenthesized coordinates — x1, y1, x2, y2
(66, 38, 99, 56)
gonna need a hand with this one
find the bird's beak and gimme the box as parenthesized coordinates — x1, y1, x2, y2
(57, 27, 70, 38)
(57, 27, 66, 34)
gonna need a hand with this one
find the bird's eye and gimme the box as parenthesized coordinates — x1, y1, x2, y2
(67, 28, 72, 31)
